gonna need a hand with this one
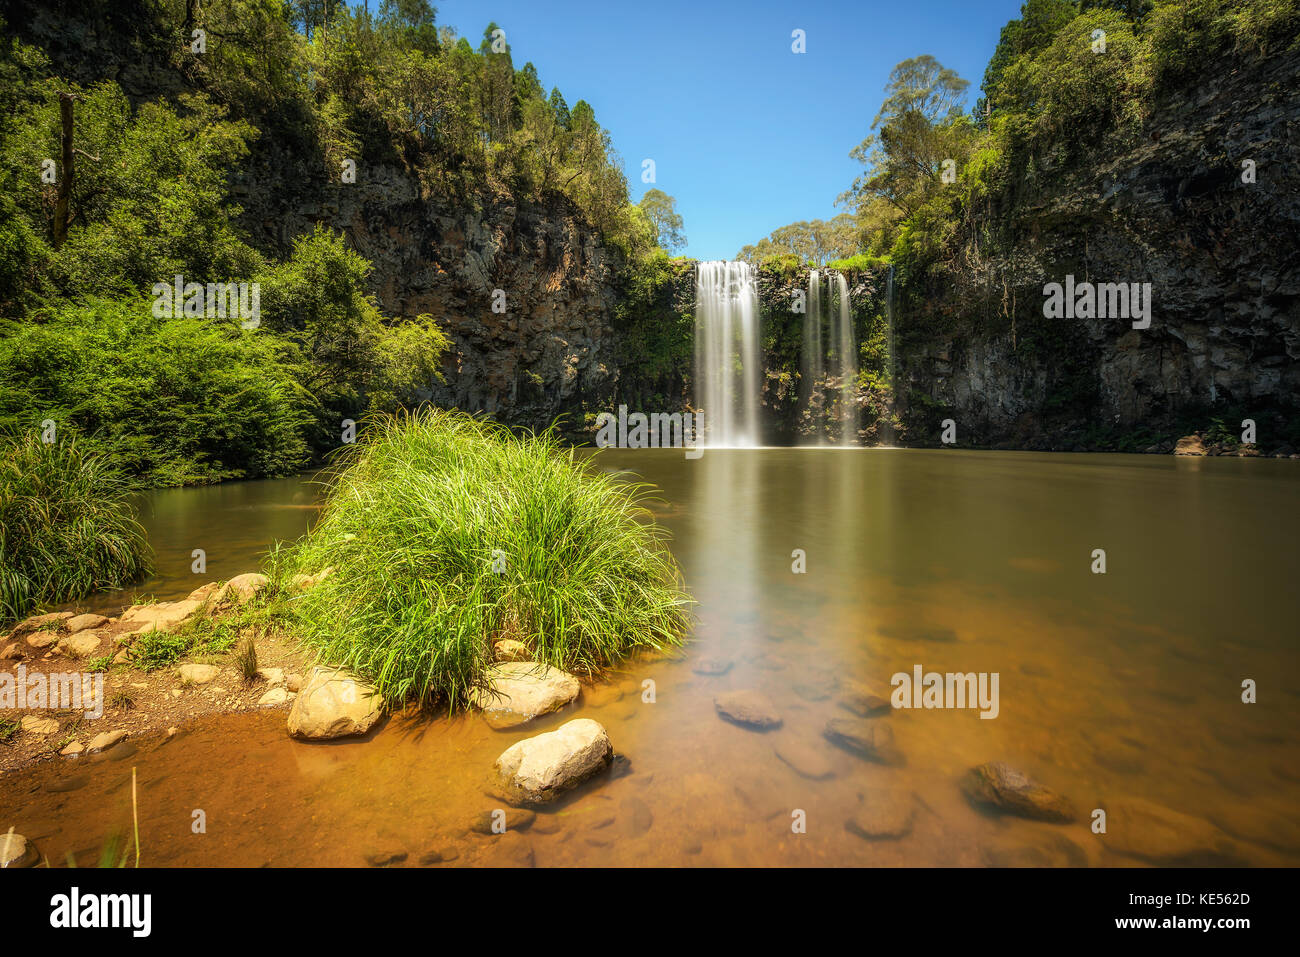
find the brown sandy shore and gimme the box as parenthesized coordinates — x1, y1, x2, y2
(0, 575, 311, 777)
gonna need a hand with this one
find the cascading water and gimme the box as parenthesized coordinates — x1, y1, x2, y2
(802, 269, 825, 444)
(834, 272, 858, 445)
(694, 261, 761, 447)
(801, 269, 858, 445)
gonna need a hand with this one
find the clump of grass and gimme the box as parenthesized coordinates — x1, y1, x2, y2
(108, 690, 135, 711)
(234, 633, 259, 683)
(274, 408, 691, 710)
(0, 430, 152, 622)
(0, 718, 19, 745)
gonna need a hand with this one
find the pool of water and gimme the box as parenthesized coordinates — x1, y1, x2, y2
(3, 449, 1298, 866)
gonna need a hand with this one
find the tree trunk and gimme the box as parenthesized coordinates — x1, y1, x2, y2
(52, 92, 75, 248)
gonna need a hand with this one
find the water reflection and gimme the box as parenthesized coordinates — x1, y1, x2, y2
(4, 450, 1298, 867)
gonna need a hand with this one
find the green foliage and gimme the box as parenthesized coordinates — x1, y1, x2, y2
(0, 298, 312, 486)
(0, 430, 152, 622)
(826, 251, 890, 272)
(738, 214, 859, 266)
(2, 83, 261, 307)
(611, 252, 693, 407)
(257, 225, 450, 437)
(275, 408, 691, 710)
(638, 188, 687, 253)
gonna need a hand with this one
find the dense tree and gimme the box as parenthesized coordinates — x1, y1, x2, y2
(737, 214, 857, 266)
(840, 55, 974, 223)
(638, 189, 687, 253)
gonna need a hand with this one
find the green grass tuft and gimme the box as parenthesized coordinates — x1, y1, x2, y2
(274, 408, 691, 711)
(0, 430, 152, 622)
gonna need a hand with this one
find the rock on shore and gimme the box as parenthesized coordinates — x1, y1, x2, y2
(287, 667, 383, 739)
(470, 662, 580, 729)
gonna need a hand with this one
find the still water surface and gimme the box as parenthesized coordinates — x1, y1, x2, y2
(3, 449, 1297, 866)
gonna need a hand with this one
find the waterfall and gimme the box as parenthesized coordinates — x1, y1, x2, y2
(802, 270, 825, 444)
(694, 261, 761, 447)
(834, 272, 858, 445)
(801, 270, 858, 445)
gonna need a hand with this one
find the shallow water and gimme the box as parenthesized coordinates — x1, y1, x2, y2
(4, 449, 1298, 866)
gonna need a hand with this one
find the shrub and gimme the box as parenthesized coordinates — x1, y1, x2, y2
(0, 431, 151, 621)
(0, 298, 312, 486)
(276, 408, 691, 710)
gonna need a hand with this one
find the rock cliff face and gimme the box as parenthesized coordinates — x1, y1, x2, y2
(233, 161, 623, 429)
(898, 45, 1300, 450)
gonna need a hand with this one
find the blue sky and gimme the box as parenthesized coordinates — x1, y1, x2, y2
(438, 0, 1025, 260)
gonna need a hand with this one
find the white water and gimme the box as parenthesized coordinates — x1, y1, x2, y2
(802, 270, 858, 445)
(834, 272, 859, 445)
(694, 261, 761, 447)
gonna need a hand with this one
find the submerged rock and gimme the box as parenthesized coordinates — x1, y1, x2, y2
(478, 830, 536, 867)
(620, 796, 654, 835)
(466, 807, 536, 834)
(287, 666, 383, 740)
(1104, 798, 1239, 864)
(837, 683, 892, 717)
(845, 788, 917, 840)
(961, 762, 1075, 823)
(470, 661, 581, 729)
(823, 718, 903, 765)
(714, 690, 782, 729)
(0, 831, 37, 868)
(773, 737, 836, 780)
(491, 718, 612, 806)
(419, 845, 460, 865)
(981, 833, 1088, 867)
(365, 849, 408, 867)
(692, 656, 733, 676)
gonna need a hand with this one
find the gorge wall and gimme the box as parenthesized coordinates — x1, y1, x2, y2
(896, 43, 1300, 452)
